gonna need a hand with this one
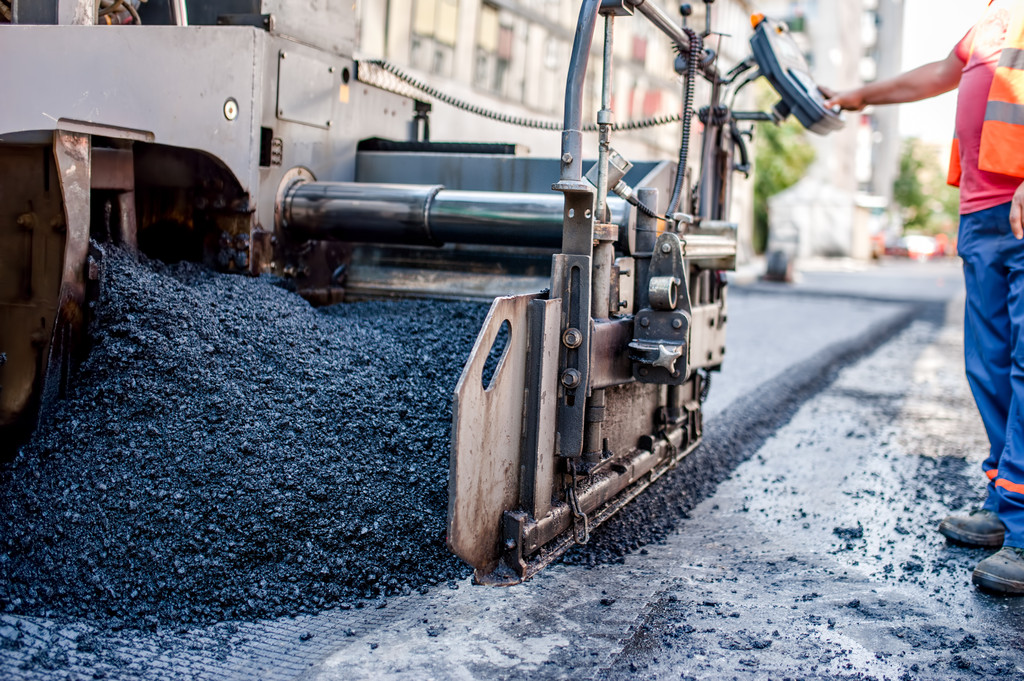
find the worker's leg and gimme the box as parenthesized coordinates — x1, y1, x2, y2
(959, 204, 1013, 507)
(972, 222, 1024, 594)
(992, 221, 1024, 550)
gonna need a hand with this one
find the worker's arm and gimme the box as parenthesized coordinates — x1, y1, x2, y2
(824, 48, 965, 111)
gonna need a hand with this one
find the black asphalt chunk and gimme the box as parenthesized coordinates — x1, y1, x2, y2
(0, 249, 484, 628)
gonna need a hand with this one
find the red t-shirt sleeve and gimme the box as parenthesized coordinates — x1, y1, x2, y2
(954, 26, 975, 63)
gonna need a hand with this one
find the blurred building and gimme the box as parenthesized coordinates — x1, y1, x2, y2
(761, 0, 905, 260)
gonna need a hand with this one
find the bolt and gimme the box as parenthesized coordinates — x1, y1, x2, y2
(639, 317, 649, 328)
(561, 152, 573, 164)
(327, 120, 333, 127)
(281, 51, 287, 59)
(672, 370, 680, 378)
(504, 538, 516, 551)
(329, 66, 336, 73)
(672, 318, 683, 329)
(561, 368, 582, 390)
(639, 367, 649, 377)
(562, 327, 583, 349)
(660, 242, 672, 254)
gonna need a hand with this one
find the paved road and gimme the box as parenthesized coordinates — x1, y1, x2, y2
(9, 258, 1022, 680)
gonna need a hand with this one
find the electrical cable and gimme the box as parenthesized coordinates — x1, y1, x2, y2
(362, 59, 687, 133)
(666, 28, 703, 218)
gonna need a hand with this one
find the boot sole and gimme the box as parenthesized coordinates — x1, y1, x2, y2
(972, 567, 1024, 595)
(938, 520, 1004, 548)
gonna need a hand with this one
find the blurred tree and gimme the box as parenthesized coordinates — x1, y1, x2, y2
(893, 138, 959, 235)
(753, 100, 815, 253)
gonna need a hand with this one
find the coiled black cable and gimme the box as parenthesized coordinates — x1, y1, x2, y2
(362, 59, 687, 133)
(666, 28, 703, 218)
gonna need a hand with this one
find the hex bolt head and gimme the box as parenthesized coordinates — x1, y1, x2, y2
(561, 368, 582, 389)
(672, 318, 683, 329)
(639, 316, 650, 328)
(562, 327, 583, 349)
(561, 152, 573, 164)
(660, 242, 672, 254)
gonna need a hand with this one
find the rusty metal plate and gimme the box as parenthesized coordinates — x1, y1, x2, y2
(448, 292, 541, 573)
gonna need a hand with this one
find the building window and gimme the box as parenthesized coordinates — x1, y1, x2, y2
(475, 3, 513, 97)
(411, 0, 459, 77)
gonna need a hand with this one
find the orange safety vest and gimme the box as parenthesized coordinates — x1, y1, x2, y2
(948, 3, 1024, 186)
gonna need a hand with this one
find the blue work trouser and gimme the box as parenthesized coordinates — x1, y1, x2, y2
(959, 201, 1024, 549)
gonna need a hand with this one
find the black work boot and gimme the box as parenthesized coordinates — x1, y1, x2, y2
(938, 509, 1005, 548)
(973, 547, 1024, 595)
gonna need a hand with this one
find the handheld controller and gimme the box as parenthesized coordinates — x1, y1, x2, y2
(750, 17, 844, 135)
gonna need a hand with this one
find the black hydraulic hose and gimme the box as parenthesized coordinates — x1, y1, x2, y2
(666, 28, 703, 218)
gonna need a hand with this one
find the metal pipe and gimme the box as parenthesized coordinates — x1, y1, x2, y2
(170, 0, 188, 26)
(595, 14, 614, 223)
(558, 0, 601, 185)
(626, 0, 695, 55)
(281, 182, 631, 248)
(562, 0, 601, 139)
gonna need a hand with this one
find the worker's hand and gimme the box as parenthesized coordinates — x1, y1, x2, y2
(1011, 181, 1024, 240)
(823, 87, 867, 112)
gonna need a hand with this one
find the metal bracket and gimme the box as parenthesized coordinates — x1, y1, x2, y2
(629, 232, 692, 384)
(552, 253, 592, 459)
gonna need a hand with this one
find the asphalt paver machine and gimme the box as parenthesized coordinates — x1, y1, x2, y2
(0, 0, 841, 583)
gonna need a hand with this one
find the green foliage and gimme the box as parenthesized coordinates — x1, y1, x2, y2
(893, 138, 959, 234)
(752, 98, 816, 253)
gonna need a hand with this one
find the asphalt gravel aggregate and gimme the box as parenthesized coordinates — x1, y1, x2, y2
(0, 249, 485, 628)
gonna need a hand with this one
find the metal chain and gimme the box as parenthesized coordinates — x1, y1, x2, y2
(360, 59, 687, 133)
(699, 368, 712, 404)
(567, 460, 590, 545)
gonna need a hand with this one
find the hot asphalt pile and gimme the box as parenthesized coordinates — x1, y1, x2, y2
(0, 249, 484, 629)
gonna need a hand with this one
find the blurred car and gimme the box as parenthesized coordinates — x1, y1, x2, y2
(886, 234, 940, 260)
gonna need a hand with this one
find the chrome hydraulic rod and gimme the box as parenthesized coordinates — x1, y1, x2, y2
(280, 181, 630, 248)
